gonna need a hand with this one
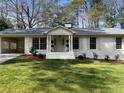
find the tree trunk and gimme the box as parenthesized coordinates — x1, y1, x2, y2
(16, 0, 20, 29)
(121, 0, 124, 29)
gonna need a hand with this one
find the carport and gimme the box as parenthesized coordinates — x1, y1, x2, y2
(1, 37, 24, 53)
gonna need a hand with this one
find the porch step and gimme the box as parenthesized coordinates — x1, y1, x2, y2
(46, 52, 75, 59)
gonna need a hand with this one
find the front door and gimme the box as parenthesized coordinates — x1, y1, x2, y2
(56, 36, 64, 52)
(51, 36, 69, 52)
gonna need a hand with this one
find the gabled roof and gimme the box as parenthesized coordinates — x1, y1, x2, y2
(43, 25, 76, 34)
(0, 26, 124, 36)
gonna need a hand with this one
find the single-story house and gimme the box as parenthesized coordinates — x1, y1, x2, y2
(0, 25, 124, 60)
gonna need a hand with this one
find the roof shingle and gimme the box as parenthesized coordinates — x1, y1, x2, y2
(0, 26, 124, 36)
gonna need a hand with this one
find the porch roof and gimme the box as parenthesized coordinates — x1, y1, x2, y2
(0, 26, 124, 36)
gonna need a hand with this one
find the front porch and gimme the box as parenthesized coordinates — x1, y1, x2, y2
(45, 26, 76, 59)
(46, 35, 73, 52)
(46, 35, 75, 59)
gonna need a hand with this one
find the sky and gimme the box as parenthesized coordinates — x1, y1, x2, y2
(59, 0, 68, 5)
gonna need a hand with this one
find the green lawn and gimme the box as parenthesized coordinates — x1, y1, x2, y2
(0, 59, 124, 93)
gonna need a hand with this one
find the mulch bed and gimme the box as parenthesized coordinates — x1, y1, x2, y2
(95, 59, 124, 64)
(17, 55, 124, 64)
(77, 58, 124, 64)
(105, 60, 124, 64)
(18, 54, 41, 61)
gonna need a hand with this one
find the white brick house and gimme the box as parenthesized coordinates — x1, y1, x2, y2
(0, 25, 124, 60)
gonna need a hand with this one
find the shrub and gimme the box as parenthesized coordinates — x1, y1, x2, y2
(37, 54, 46, 59)
(0, 16, 13, 31)
(93, 52, 98, 59)
(82, 53, 87, 59)
(78, 55, 83, 60)
(115, 54, 119, 61)
(29, 47, 38, 56)
(104, 55, 110, 61)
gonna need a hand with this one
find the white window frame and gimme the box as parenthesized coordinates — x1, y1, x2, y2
(32, 37, 46, 50)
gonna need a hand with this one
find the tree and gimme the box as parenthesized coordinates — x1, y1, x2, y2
(117, 0, 124, 29)
(104, 16, 116, 28)
(20, 0, 41, 28)
(6, 0, 20, 28)
(0, 16, 13, 31)
(65, 0, 85, 27)
(7, 0, 41, 29)
(86, 0, 108, 28)
(40, 0, 52, 27)
(0, 0, 9, 18)
(40, 0, 69, 27)
(104, 0, 118, 28)
(0, 0, 121, 29)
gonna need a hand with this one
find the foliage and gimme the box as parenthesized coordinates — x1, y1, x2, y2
(87, 4, 105, 19)
(40, 0, 120, 28)
(0, 16, 13, 31)
(77, 53, 87, 60)
(87, 0, 108, 28)
(104, 16, 116, 28)
(117, 10, 124, 29)
(104, 55, 110, 61)
(115, 54, 120, 61)
(64, 0, 85, 27)
(82, 53, 87, 59)
(37, 53, 46, 59)
(40, 0, 85, 27)
(65, 0, 84, 10)
(77, 55, 83, 60)
(0, 0, 121, 28)
(93, 52, 98, 59)
(29, 47, 38, 56)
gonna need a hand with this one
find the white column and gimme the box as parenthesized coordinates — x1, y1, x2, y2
(47, 35, 49, 52)
(69, 35, 71, 52)
(49, 35, 51, 52)
(0, 37, 1, 54)
(25, 37, 32, 54)
(71, 35, 73, 52)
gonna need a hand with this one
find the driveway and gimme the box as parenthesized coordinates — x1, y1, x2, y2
(0, 54, 21, 63)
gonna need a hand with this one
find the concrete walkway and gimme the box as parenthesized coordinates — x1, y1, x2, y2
(0, 54, 21, 64)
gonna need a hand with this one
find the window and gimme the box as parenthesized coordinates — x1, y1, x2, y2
(33, 38, 46, 50)
(90, 37, 96, 49)
(33, 38, 39, 49)
(73, 37, 79, 49)
(40, 38, 46, 49)
(116, 37, 122, 49)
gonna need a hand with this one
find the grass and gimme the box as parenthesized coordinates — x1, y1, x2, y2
(0, 58, 124, 93)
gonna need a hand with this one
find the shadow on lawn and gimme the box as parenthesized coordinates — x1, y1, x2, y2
(1, 58, 39, 65)
(30, 60, 119, 93)
(1, 59, 119, 93)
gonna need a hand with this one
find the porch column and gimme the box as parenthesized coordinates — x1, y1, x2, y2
(69, 35, 71, 52)
(49, 35, 51, 52)
(71, 35, 73, 52)
(47, 35, 49, 52)
(0, 37, 1, 54)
